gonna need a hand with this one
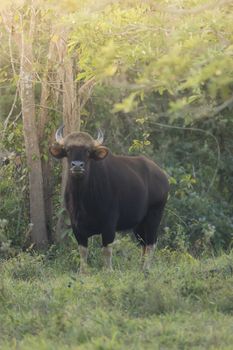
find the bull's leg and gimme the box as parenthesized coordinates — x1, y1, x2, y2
(142, 202, 166, 271)
(142, 244, 156, 271)
(71, 221, 89, 274)
(78, 245, 88, 274)
(102, 245, 113, 270)
(102, 230, 115, 271)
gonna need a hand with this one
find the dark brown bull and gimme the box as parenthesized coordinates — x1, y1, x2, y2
(50, 126, 169, 272)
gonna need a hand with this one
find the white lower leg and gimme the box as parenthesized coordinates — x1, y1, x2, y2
(143, 244, 155, 271)
(79, 245, 88, 274)
(102, 245, 113, 270)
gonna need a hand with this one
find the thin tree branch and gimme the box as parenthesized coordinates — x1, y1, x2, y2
(8, 25, 17, 77)
(35, 104, 63, 115)
(212, 95, 233, 116)
(3, 82, 20, 131)
(78, 77, 96, 110)
(9, 111, 22, 127)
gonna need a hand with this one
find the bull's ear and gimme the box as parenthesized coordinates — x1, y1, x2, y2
(91, 146, 109, 161)
(49, 143, 67, 159)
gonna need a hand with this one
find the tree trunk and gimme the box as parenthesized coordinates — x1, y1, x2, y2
(38, 38, 59, 242)
(54, 31, 81, 241)
(19, 9, 48, 248)
(38, 80, 53, 241)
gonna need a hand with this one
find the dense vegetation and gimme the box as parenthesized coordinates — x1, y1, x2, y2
(0, 1, 233, 348)
(0, 0, 232, 254)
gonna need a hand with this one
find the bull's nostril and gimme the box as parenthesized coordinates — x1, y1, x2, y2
(71, 161, 85, 169)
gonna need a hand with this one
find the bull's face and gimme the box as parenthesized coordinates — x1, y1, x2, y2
(49, 127, 108, 178)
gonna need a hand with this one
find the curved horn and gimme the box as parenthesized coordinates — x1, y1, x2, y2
(95, 129, 104, 145)
(55, 125, 65, 145)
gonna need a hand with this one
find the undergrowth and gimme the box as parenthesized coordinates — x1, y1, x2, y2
(0, 237, 233, 349)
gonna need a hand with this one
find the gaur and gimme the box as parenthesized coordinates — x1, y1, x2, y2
(50, 126, 169, 272)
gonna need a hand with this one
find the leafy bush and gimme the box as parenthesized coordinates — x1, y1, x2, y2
(0, 159, 28, 257)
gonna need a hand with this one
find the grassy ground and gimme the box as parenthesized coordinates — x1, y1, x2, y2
(0, 236, 233, 350)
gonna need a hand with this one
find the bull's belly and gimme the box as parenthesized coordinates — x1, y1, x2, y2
(84, 222, 141, 237)
(78, 195, 147, 234)
(117, 212, 145, 230)
(116, 207, 147, 231)
(116, 216, 143, 231)
(80, 215, 142, 235)
(78, 207, 146, 235)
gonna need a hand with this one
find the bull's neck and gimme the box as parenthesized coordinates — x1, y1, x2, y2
(65, 157, 111, 219)
(68, 159, 107, 199)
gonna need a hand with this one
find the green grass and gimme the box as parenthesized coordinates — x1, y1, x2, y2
(0, 237, 233, 349)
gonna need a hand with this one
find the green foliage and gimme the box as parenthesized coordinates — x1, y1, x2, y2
(0, 156, 28, 256)
(71, 0, 233, 116)
(0, 0, 232, 255)
(161, 166, 233, 253)
(0, 243, 233, 349)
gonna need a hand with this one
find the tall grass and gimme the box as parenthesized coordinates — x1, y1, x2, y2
(0, 237, 233, 349)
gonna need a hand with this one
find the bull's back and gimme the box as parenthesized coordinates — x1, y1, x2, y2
(105, 154, 169, 229)
(108, 154, 169, 201)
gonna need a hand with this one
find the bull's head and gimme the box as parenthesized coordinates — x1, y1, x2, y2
(49, 126, 109, 177)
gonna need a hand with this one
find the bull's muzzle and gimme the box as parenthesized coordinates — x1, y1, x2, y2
(70, 161, 85, 176)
